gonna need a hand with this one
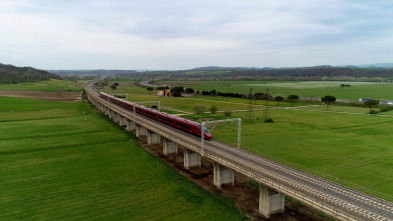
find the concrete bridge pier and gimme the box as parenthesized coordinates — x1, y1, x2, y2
(109, 110, 114, 119)
(184, 148, 201, 169)
(147, 130, 161, 145)
(136, 125, 147, 137)
(119, 116, 128, 127)
(259, 184, 285, 218)
(126, 120, 136, 131)
(163, 138, 178, 155)
(109, 110, 115, 119)
(213, 163, 234, 188)
(114, 113, 121, 123)
(94, 102, 99, 109)
(104, 107, 110, 116)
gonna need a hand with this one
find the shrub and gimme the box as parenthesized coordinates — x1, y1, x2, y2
(193, 105, 206, 114)
(224, 110, 232, 117)
(368, 110, 379, 114)
(185, 88, 194, 93)
(379, 106, 393, 112)
(209, 105, 218, 114)
(264, 118, 274, 123)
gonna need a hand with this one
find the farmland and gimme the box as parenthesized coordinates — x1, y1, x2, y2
(157, 80, 393, 100)
(204, 109, 393, 199)
(0, 79, 83, 92)
(2, 77, 393, 220)
(0, 96, 246, 220)
(110, 80, 393, 201)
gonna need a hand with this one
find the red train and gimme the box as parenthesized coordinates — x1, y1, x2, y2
(99, 92, 212, 139)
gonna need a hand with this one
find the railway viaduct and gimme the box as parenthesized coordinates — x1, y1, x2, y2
(85, 81, 393, 220)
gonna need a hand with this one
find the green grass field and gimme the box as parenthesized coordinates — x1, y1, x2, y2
(158, 80, 393, 100)
(111, 82, 393, 201)
(5, 78, 392, 214)
(108, 84, 306, 113)
(192, 109, 393, 201)
(0, 96, 246, 220)
(0, 79, 83, 92)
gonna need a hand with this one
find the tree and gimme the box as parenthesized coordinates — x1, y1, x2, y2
(287, 95, 299, 107)
(209, 105, 218, 114)
(364, 99, 379, 112)
(171, 86, 184, 97)
(110, 84, 117, 94)
(340, 84, 346, 90)
(146, 87, 154, 95)
(193, 104, 206, 114)
(224, 110, 232, 116)
(185, 88, 194, 94)
(274, 96, 284, 107)
(321, 95, 336, 111)
(113, 82, 119, 86)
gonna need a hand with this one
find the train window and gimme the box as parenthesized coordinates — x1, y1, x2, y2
(177, 122, 191, 130)
(146, 112, 156, 117)
(159, 116, 172, 123)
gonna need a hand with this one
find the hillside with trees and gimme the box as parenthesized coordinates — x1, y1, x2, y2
(0, 63, 61, 84)
(46, 65, 393, 82)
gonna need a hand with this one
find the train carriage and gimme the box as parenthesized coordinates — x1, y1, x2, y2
(99, 92, 212, 139)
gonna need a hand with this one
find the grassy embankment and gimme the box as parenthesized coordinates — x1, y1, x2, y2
(0, 95, 246, 220)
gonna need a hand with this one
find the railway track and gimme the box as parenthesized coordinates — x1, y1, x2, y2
(85, 81, 393, 221)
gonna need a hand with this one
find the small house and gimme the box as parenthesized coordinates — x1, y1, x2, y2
(157, 89, 173, 97)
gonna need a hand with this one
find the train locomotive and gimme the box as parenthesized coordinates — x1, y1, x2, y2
(99, 92, 212, 140)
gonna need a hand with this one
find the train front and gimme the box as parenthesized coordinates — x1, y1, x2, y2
(200, 124, 212, 140)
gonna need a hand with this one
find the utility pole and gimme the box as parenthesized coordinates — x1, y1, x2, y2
(248, 87, 254, 119)
(263, 88, 270, 120)
(201, 118, 241, 156)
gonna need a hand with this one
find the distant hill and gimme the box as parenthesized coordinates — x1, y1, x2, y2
(149, 66, 393, 81)
(189, 66, 264, 71)
(50, 69, 137, 77)
(352, 63, 393, 69)
(0, 63, 61, 84)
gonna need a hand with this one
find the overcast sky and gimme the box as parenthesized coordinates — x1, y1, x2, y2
(1, 0, 393, 70)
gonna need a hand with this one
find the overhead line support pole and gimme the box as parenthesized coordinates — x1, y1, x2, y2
(201, 122, 205, 156)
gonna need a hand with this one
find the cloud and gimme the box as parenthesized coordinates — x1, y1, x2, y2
(12, 54, 22, 59)
(1, 0, 393, 69)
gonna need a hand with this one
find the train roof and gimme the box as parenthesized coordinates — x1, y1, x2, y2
(101, 92, 201, 126)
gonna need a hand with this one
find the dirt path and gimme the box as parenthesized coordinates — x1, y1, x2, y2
(0, 90, 82, 102)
